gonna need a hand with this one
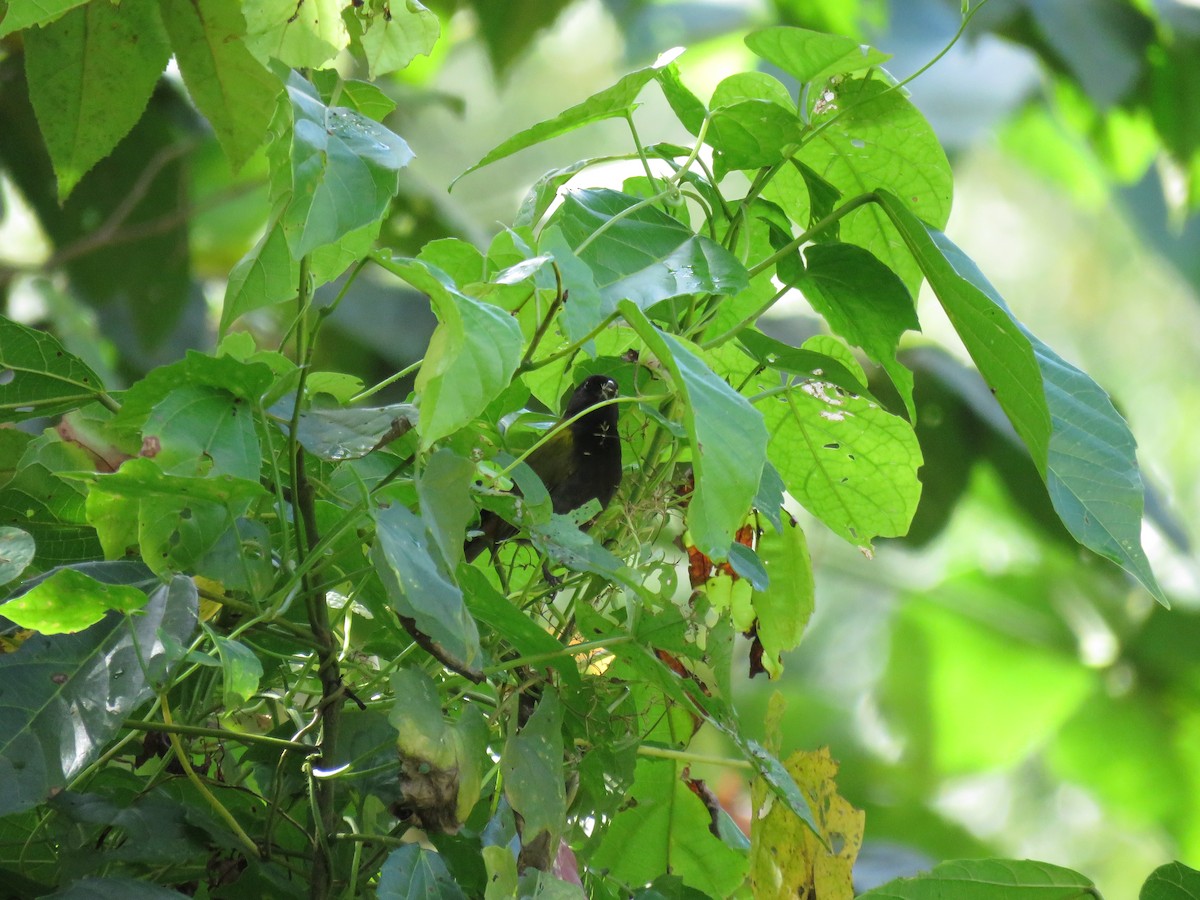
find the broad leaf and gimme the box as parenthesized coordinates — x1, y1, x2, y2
(0, 569, 197, 815)
(750, 516, 814, 679)
(1141, 862, 1200, 900)
(212, 635, 263, 708)
(0, 527, 35, 585)
(377, 844, 467, 900)
(371, 503, 482, 677)
(798, 241, 919, 418)
(858, 858, 1100, 898)
(708, 100, 804, 170)
(591, 757, 748, 897)
(745, 26, 890, 85)
(878, 191, 1164, 603)
(280, 400, 418, 461)
(502, 689, 565, 846)
(0, 317, 107, 423)
(243, 0, 348, 70)
(1, 568, 146, 634)
(416, 448, 475, 571)
(24, 0, 170, 200)
(358, 0, 440, 79)
(43, 876, 194, 899)
(81, 458, 269, 577)
(554, 189, 748, 310)
(161, 0, 279, 171)
(376, 257, 522, 450)
(276, 73, 413, 257)
(620, 302, 767, 559)
(0, 0, 90, 36)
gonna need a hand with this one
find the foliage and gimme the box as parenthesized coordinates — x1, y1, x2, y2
(0, 1, 1190, 898)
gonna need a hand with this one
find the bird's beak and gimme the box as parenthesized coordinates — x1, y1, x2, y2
(602, 378, 618, 399)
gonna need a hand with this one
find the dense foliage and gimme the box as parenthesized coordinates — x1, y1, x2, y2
(0, 1, 1197, 898)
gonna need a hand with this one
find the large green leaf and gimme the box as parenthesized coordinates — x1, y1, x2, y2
(0, 317, 107, 423)
(243, 0, 348, 70)
(1, 568, 146, 634)
(0, 0, 89, 36)
(591, 757, 748, 897)
(858, 858, 1100, 898)
(797, 241, 919, 418)
(371, 503, 482, 677)
(281, 401, 418, 461)
(376, 257, 522, 450)
(24, 0, 170, 200)
(377, 844, 467, 900)
(357, 0, 440, 79)
(878, 191, 1164, 603)
(161, 0, 279, 171)
(745, 26, 891, 85)
(502, 689, 565, 846)
(1141, 862, 1200, 900)
(620, 301, 767, 559)
(44, 876, 195, 899)
(81, 458, 269, 577)
(786, 77, 952, 295)
(455, 49, 682, 184)
(708, 100, 804, 171)
(553, 189, 748, 310)
(276, 72, 413, 257)
(0, 568, 197, 816)
(0, 527, 35, 586)
(416, 448, 475, 571)
(756, 339, 921, 548)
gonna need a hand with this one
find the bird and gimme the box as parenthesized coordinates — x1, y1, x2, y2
(465, 374, 622, 562)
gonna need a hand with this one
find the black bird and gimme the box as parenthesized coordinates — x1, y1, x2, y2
(466, 374, 621, 562)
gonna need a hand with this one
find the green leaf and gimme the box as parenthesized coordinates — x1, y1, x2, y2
(552, 189, 749, 310)
(530, 509, 650, 598)
(221, 213, 296, 332)
(458, 567, 580, 687)
(389, 668, 456, 769)
(655, 62, 707, 137)
(750, 516, 814, 678)
(708, 100, 803, 170)
(0, 316, 107, 423)
(371, 503, 482, 677)
(620, 302, 767, 559)
(502, 689, 565, 845)
(1, 568, 147, 634)
(793, 77, 952, 295)
(312, 74, 397, 122)
(878, 191, 1164, 603)
(0, 527, 34, 585)
(276, 72, 413, 257)
(858, 858, 1100, 898)
(377, 844, 467, 900)
(756, 347, 922, 549)
(538, 226, 609, 342)
(359, 0, 440, 79)
(798, 242, 918, 418)
(243, 0, 348, 70)
(0, 570, 197, 816)
(140, 385, 261, 480)
(81, 458, 269, 577)
(376, 258, 521, 449)
(161, 0, 280, 172)
(0, 0, 89, 36)
(745, 26, 890, 85)
(23, 0, 170, 201)
(0, 438, 101, 568)
(212, 635, 263, 708)
(1141, 862, 1200, 900)
(711, 71, 795, 111)
(454, 49, 682, 185)
(591, 757, 748, 897)
(416, 448, 475, 571)
(282, 401, 418, 461)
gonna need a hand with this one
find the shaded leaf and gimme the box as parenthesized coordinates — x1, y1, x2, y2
(858, 858, 1100, 898)
(0, 571, 197, 815)
(24, 0, 170, 200)
(1141, 862, 1200, 900)
(0, 527, 35, 585)
(502, 690, 565, 846)
(750, 516, 814, 679)
(0, 317, 107, 423)
(378, 844, 467, 900)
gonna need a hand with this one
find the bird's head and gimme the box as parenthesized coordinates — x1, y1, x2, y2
(564, 375, 619, 420)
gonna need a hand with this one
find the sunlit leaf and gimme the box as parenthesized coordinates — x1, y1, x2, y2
(1, 568, 146, 634)
(745, 26, 890, 85)
(358, 0, 440, 78)
(0, 527, 35, 585)
(857, 858, 1100, 898)
(243, 0, 348, 70)
(750, 516, 814, 679)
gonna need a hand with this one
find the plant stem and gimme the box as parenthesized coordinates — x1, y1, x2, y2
(125, 718, 320, 754)
(636, 744, 753, 770)
(746, 191, 879, 282)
